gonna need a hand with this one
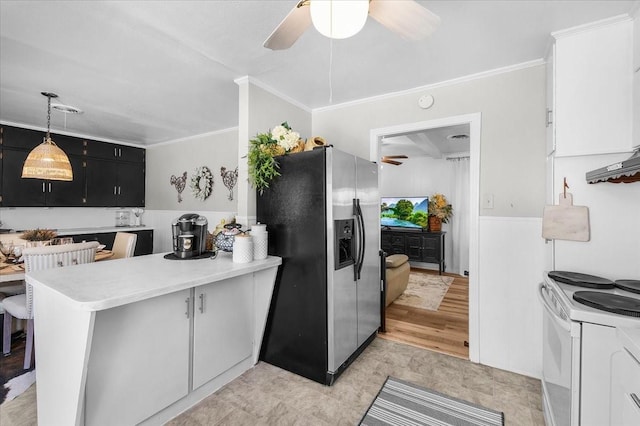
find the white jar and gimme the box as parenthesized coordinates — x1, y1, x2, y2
(232, 234, 253, 263)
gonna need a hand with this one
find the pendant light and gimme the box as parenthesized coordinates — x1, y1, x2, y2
(21, 92, 73, 181)
(310, 0, 369, 39)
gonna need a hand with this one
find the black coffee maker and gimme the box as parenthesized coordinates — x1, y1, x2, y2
(171, 213, 208, 258)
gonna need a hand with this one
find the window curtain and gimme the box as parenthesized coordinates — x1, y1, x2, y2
(450, 157, 470, 276)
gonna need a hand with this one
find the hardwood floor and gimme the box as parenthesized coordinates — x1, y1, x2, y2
(379, 268, 469, 359)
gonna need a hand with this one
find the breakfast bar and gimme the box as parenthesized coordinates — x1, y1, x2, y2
(26, 252, 281, 425)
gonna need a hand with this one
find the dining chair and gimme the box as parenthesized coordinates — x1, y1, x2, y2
(2, 241, 100, 369)
(111, 232, 137, 259)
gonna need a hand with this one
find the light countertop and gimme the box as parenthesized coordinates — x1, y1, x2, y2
(26, 251, 281, 311)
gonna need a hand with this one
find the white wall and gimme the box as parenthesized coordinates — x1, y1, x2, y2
(313, 63, 548, 378)
(313, 62, 547, 218)
(145, 128, 239, 211)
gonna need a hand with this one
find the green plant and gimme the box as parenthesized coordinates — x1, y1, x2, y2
(428, 193, 453, 223)
(247, 122, 301, 195)
(21, 228, 58, 241)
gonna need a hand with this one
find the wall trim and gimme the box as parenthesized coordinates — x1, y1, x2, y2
(551, 14, 632, 39)
(313, 59, 545, 113)
(146, 126, 239, 149)
(234, 75, 312, 113)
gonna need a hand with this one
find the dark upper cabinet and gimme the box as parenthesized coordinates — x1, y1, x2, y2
(1, 125, 145, 207)
(85, 158, 145, 207)
(1, 149, 86, 207)
(85, 140, 145, 163)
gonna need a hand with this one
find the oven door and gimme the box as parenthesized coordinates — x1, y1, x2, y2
(538, 282, 581, 426)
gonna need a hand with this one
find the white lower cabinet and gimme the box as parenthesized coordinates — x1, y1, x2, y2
(192, 275, 254, 389)
(611, 331, 640, 426)
(84, 275, 256, 425)
(85, 289, 191, 425)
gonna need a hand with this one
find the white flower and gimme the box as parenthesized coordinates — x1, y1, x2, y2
(271, 125, 288, 142)
(278, 130, 300, 151)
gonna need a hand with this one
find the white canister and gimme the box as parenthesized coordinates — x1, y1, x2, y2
(232, 234, 253, 263)
(252, 231, 268, 260)
(252, 223, 267, 234)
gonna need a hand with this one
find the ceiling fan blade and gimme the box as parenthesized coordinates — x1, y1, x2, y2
(264, 1, 312, 50)
(384, 155, 408, 159)
(382, 159, 403, 166)
(368, 0, 441, 41)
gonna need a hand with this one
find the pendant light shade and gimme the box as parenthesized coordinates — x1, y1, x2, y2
(310, 0, 369, 39)
(22, 92, 73, 181)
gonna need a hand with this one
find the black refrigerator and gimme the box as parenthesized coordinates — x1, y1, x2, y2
(258, 146, 380, 385)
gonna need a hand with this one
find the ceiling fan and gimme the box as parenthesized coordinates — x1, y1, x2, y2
(381, 155, 408, 166)
(264, 0, 441, 50)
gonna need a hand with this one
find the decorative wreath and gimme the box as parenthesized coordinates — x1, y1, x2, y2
(190, 166, 213, 201)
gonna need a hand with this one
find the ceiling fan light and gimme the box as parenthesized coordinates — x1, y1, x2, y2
(310, 0, 369, 39)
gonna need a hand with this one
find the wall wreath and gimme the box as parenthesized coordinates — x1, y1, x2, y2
(190, 166, 213, 201)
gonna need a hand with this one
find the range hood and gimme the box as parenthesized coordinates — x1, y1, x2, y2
(586, 149, 640, 184)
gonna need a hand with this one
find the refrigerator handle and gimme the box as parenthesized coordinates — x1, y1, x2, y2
(356, 199, 365, 280)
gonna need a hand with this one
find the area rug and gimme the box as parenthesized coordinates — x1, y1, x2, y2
(393, 273, 454, 311)
(1, 370, 35, 404)
(359, 377, 504, 426)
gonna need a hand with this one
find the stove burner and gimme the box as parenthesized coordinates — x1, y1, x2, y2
(548, 271, 615, 289)
(615, 280, 640, 295)
(573, 291, 640, 317)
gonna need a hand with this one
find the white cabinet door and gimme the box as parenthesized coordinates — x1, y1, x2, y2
(85, 289, 191, 426)
(546, 47, 556, 156)
(554, 18, 633, 157)
(611, 341, 640, 425)
(192, 275, 254, 390)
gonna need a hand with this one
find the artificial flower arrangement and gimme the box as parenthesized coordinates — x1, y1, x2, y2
(21, 228, 58, 241)
(428, 193, 453, 223)
(248, 122, 304, 194)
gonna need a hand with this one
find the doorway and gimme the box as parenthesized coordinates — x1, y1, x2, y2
(370, 113, 481, 362)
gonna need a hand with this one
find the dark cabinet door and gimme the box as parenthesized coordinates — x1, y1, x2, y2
(85, 158, 118, 206)
(46, 156, 86, 206)
(1, 125, 42, 149)
(117, 162, 145, 207)
(1, 148, 47, 206)
(133, 230, 153, 256)
(51, 134, 87, 157)
(405, 235, 423, 261)
(85, 140, 145, 163)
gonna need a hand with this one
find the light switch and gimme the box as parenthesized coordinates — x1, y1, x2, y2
(483, 193, 494, 209)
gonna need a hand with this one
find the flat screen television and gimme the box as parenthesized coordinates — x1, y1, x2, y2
(380, 197, 428, 229)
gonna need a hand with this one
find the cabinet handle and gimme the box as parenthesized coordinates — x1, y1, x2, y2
(118, 186, 121, 195)
(48, 182, 52, 193)
(113, 186, 117, 195)
(546, 108, 553, 128)
(632, 394, 640, 410)
(118, 148, 122, 157)
(114, 147, 117, 157)
(198, 293, 205, 313)
(42, 182, 45, 193)
(185, 297, 190, 319)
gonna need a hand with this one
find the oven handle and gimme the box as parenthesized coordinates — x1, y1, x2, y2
(538, 282, 571, 332)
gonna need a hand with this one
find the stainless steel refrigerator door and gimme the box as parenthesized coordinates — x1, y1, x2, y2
(327, 148, 358, 373)
(355, 156, 380, 347)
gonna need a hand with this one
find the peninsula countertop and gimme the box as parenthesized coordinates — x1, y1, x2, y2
(26, 252, 282, 311)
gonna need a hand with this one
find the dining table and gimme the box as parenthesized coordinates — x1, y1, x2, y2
(0, 249, 114, 284)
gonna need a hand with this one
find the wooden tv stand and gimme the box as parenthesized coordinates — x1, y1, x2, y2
(381, 228, 446, 274)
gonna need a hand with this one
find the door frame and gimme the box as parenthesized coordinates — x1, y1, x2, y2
(369, 112, 481, 363)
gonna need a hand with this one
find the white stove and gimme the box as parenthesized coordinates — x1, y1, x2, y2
(539, 271, 640, 426)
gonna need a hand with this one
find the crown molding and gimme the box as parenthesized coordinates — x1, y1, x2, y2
(551, 14, 632, 39)
(147, 126, 239, 148)
(312, 59, 545, 113)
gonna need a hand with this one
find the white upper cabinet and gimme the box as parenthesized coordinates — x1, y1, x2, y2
(551, 17, 634, 157)
(546, 46, 556, 156)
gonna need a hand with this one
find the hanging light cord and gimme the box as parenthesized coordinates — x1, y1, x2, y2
(329, 38, 334, 104)
(46, 95, 52, 139)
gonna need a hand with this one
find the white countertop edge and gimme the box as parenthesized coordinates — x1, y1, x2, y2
(616, 327, 640, 362)
(26, 254, 281, 312)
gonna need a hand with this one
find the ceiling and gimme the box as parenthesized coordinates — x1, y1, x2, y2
(0, 1, 637, 146)
(381, 124, 470, 161)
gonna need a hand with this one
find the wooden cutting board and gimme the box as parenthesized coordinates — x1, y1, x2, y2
(542, 193, 590, 242)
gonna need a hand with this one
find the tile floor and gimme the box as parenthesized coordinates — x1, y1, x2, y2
(1, 338, 544, 425)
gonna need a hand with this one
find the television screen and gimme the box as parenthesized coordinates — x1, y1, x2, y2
(380, 197, 428, 229)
